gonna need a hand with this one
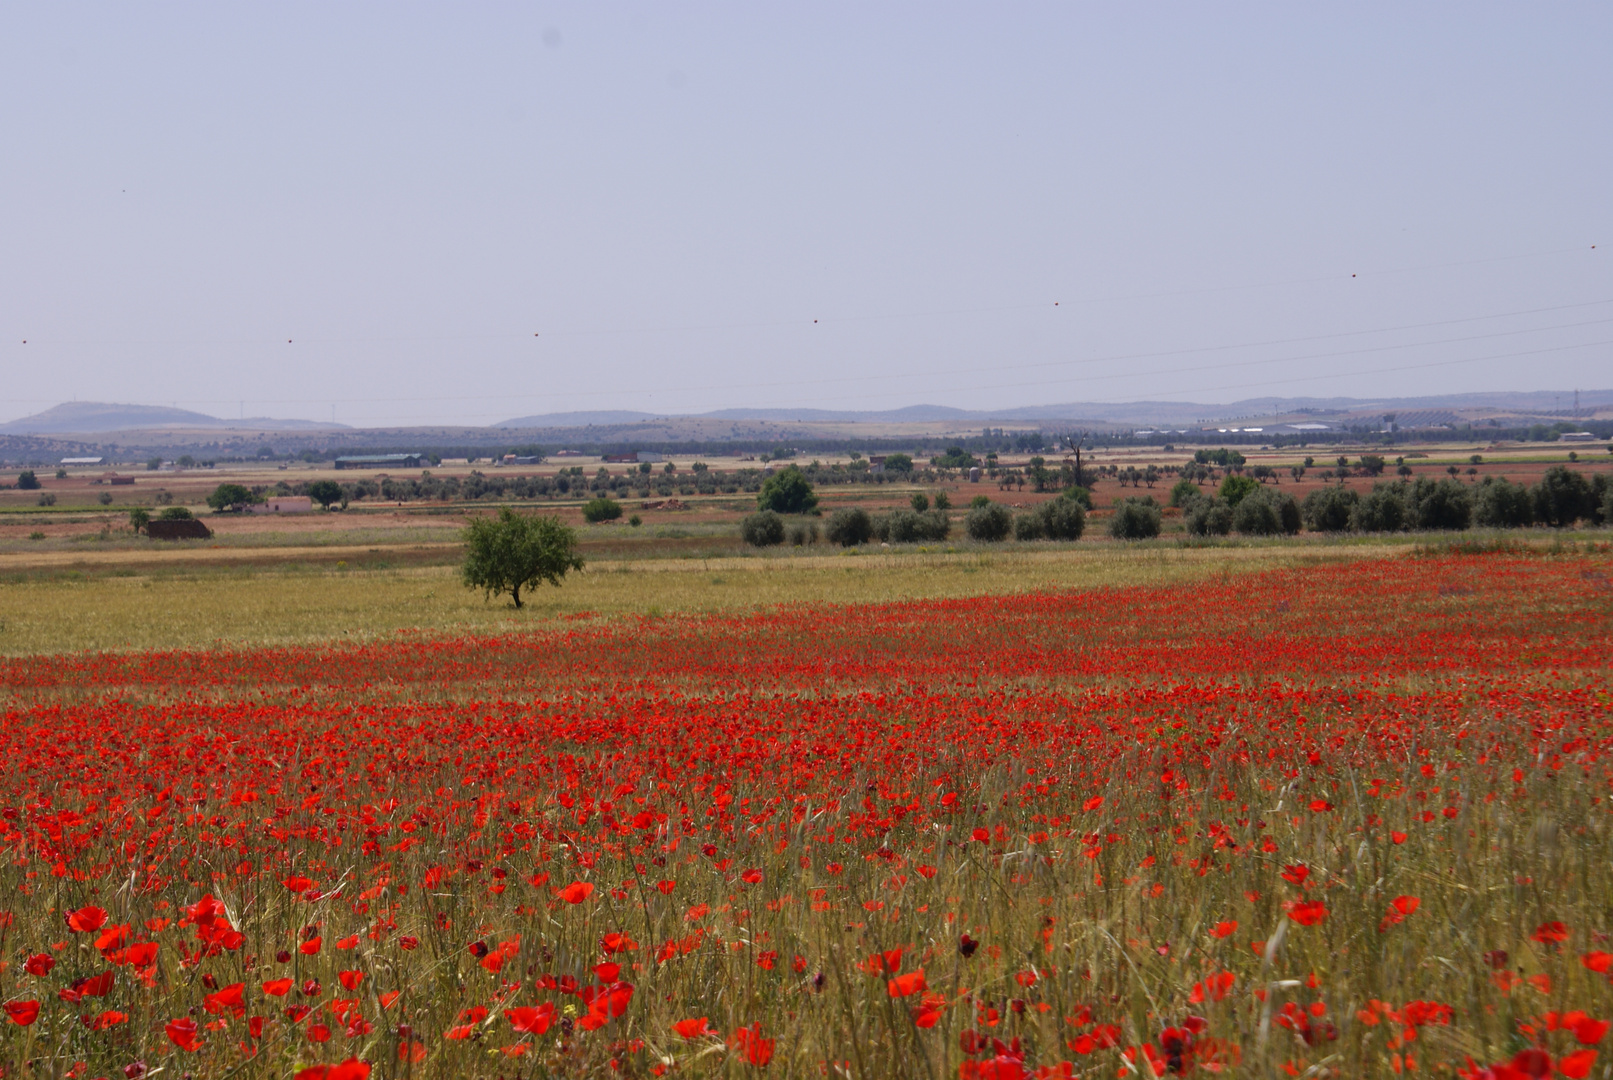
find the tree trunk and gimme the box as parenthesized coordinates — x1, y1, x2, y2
(512, 582, 523, 609)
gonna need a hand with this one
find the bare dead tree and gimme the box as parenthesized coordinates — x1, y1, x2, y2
(1056, 430, 1097, 488)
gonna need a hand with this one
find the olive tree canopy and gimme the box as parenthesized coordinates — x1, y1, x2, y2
(461, 506, 583, 609)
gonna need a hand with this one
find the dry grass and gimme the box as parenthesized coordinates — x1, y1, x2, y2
(0, 543, 1399, 656)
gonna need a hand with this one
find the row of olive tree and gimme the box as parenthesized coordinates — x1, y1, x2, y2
(1300, 467, 1612, 533)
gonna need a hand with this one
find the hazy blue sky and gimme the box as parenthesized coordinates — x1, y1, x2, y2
(3, 4, 1610, 426)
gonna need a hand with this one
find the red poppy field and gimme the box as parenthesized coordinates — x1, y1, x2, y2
(2, 551, 1612, 1079)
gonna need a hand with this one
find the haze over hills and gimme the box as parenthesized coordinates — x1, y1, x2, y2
(3, 393, 1609, 452)
(496, 391, 1613, 430)
(0, 402, 347, 435)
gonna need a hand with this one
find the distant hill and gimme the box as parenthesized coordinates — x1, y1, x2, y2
(498, 404, 981, 427)
(499, 391, 1613, 430)
(0, 402, 347, 435)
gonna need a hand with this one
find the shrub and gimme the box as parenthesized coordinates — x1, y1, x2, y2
(207, 483, 257, 512)
(1302, 486, 1358, 532)
(910, 492, 930, 512)
(582, 497, 622, 523)
(825, 507, 873, 547)
(1236, 489, 1300, 535)
(933, 491, 951, 511)
(1473, 478, 1534, 528)
(1014, 513, 1044, 541)
(882, 509, 950, 543)
(740, 510, 786, 547)
(756, 466, 818, 514)
(1061, 486, 1093, 510)
(158, 506, 194, 521)
(308, 479, 343, 508)
(1276, 491, 1301, 534)
(1350, 484, 1408, 533)
(1218, 474, 1260, 508)
(1233, 491, 1282, 536)
(1184, 496, 1233, 536)
(965, 503, 1013, 542)
(98, 491, 113, 505)
(1168, 478, 1200, 507)
(16, 470, 39, 490)
(881, 453, 913, 474)
(787, 521, 819, 546)
(128, 508, 150, 534)
(1408, 477, 1472, 531)
(1036, 494, 1087, 541)
(969, 494, 991, 509)
(37, 492, 56, 507)
(1109, 498, 1162, 540)
(1532, 466, 1594, 528)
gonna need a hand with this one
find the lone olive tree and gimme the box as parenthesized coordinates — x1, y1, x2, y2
(461, 506, 583, 609)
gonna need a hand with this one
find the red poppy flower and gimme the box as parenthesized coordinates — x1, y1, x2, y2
(505, 1003, 556, 1034)
(1574, 1017, 1610, 1046)
(294, 1059, 371, 1080)
(559, 881, 594, 904)
(91, 1009, 127, 1029)
(888, 969, 928, 998)
(4, 1001, 40, 1027)
(1560, 1049, 1599, 1079)
(166, 1016, 204, 1051)
(65, 906, 107, 933)
(1284, 900, 1328, 927)
(203, 982, 246, 1017)
(730, 1023, 775, 1067)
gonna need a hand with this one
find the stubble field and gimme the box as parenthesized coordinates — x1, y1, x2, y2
(2, 547, 1612, 1079)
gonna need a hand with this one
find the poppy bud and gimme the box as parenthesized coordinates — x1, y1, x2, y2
(812, 972, 825, 992)
(469, 941, 489, 959)
(276, 950, 292, 964)
(200, 973, 217, 990)
(123, 1064, 147, 1079)
(959, 934, 979, 958)
(1010, 998, 1026, 1014)
(301, 979, 321, 997)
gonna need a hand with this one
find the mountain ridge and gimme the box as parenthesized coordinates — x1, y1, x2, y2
(0, 402, 348, 435)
